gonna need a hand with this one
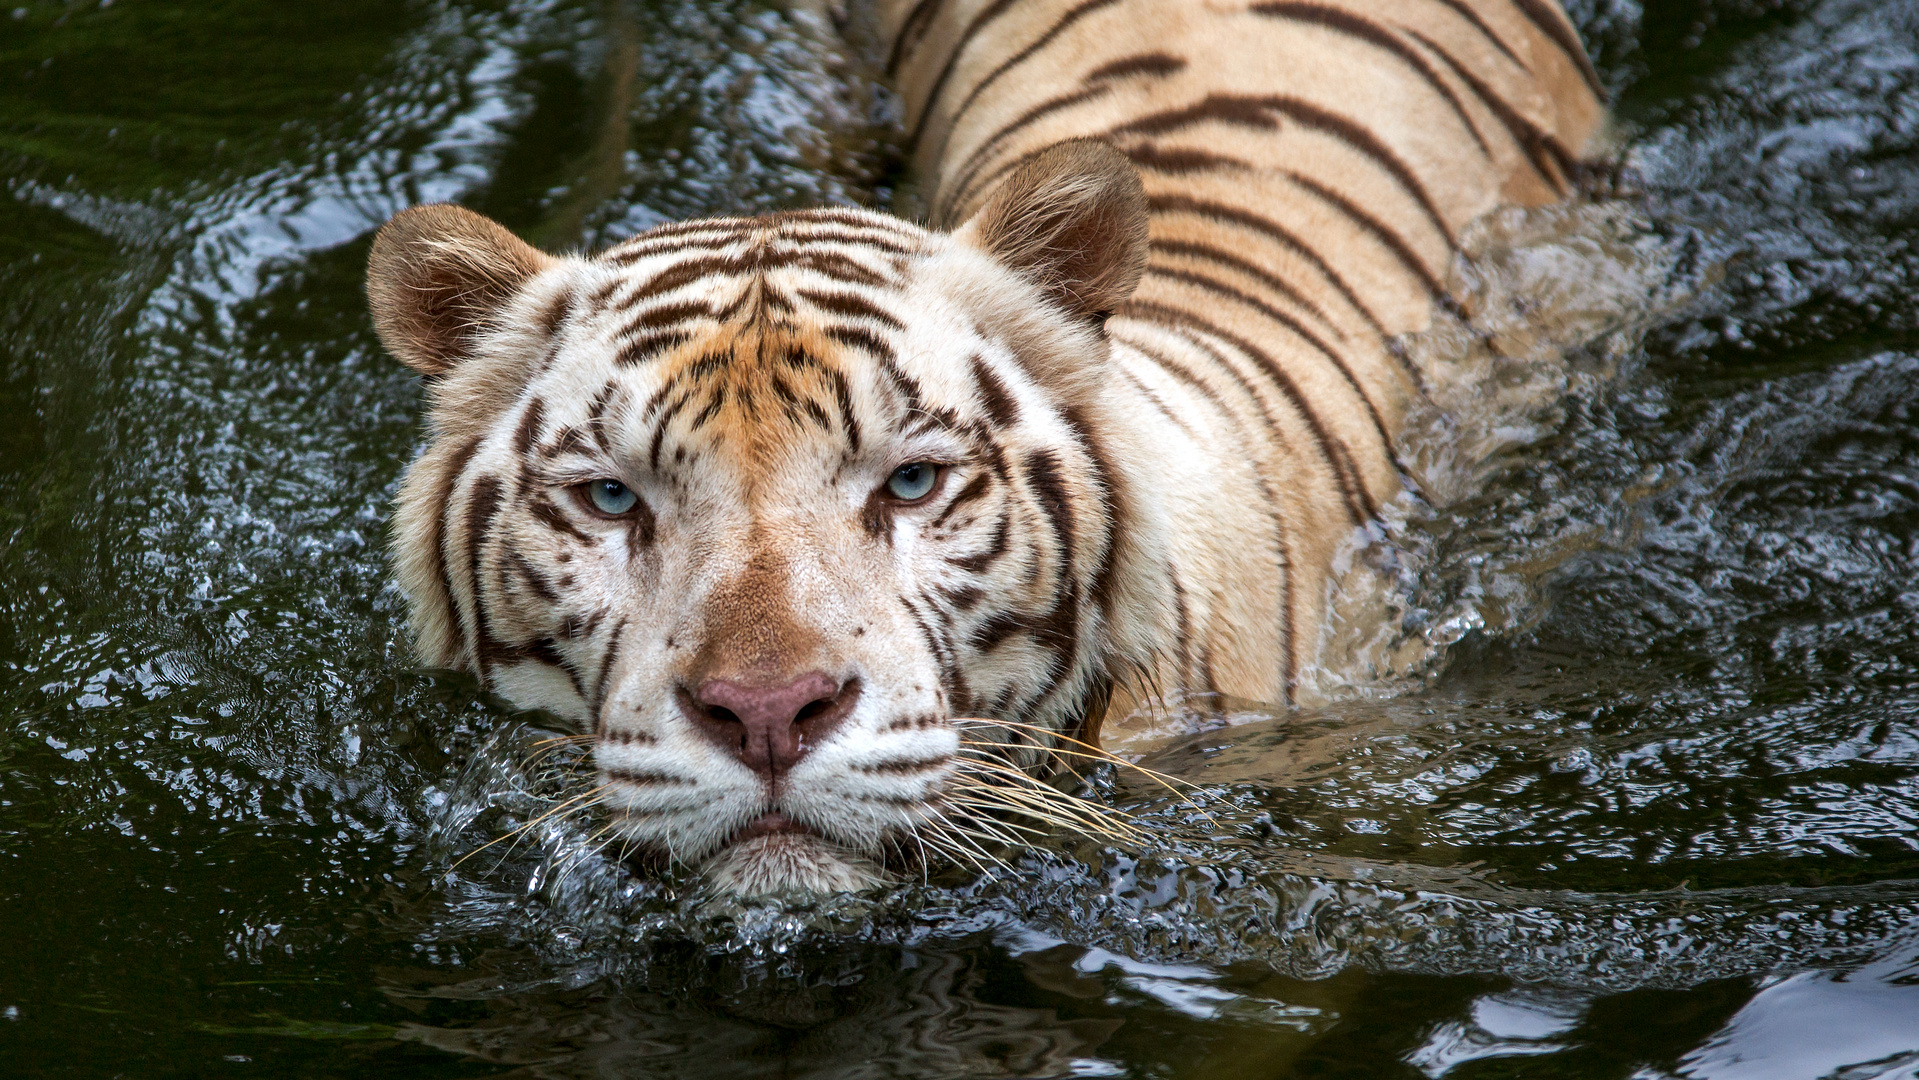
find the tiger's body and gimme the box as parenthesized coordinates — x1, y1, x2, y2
(368, 0, 1604, 895)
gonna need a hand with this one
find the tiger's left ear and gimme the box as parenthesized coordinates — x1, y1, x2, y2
(952, 138, 1149, 324)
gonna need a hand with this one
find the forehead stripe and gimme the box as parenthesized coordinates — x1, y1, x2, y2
(511, 396, 547, 455)
(618, 329, 694, 365)
(797, 288, 906, 330)
(820, 365, 862, 453)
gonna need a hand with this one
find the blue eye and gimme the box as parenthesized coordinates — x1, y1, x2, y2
(585, 479, 638, 515)
(885, 462, 939, 502)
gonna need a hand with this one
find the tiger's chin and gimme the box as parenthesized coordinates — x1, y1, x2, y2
(701, 833, 885, 898)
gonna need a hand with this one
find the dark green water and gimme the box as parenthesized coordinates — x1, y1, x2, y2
(4, 0, 1919, 1076)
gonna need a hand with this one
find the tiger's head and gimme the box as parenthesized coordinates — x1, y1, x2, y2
(368, 141, 1167, 896)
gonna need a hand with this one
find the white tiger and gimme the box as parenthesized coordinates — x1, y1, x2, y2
(366, 0, 1603, 894)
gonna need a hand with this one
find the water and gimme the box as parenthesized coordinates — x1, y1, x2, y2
(3, 0, 1918, 1075)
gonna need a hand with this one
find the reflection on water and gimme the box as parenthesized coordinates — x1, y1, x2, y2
(1675, 946, 1919, 1080)
(4, 0, 1919, 1075)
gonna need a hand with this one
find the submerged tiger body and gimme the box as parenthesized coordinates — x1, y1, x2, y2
(368, 0, 1604, 894)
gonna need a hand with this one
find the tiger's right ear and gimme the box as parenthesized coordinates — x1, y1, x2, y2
(951, 138, 1149, 325)
(366, 204, 557, 377)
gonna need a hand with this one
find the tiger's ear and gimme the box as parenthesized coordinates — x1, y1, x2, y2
(952, 138, 1149, 324)
(366, 204, 558, 377)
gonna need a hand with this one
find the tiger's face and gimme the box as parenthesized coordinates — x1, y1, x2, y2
(370, 142, 1160, 895)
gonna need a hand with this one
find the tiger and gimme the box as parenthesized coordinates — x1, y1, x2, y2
(366, 0, 1605, 896)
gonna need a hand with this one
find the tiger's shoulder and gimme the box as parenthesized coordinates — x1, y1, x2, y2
(876, 0, 1607, 717)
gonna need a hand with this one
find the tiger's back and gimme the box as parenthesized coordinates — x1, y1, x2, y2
(887, 0, 1604, 708)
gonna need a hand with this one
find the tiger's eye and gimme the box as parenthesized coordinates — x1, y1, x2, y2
(586, 479, 638, 515)
(886, 463, 939, 502)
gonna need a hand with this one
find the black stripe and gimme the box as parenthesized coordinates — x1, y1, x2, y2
(530, 495, 591, 544)
(968, 610, 1027, 654)
(647, 389, 696, 471)
(1150, 237, 1347, 341)
(886, 0, 945, 75)
(930, 470, 993, 530)
(1024, 449, 1076, 575)
(601, 236, 743, 266)
(797, 288, 905, 330)
(1144, 263, 1396, 458)
(564, 608, 608, 642)
(532, 638, 588, 702)
(1169, 571, 1196, 690)
(1284, 170, 1450, 302)
(1427, 0, 1526, 67)
(767, 229, 918, 255)
(936, 84, 1113, 222)
(1057, 398, 1123, 628)
(968, 354, 1020, 426)
(948, 511, 1010, 573)
(1118, 93, 1455, 246)
(1148, 194, 1387, 337)
(619, 329, 693, 365)
(512, 396, 546, 455)
(1117, 365, 1196, 438)
(617, 256, 744, 307)
(509, 549, 560, 603)
(536, 288, 574, 337)
(944, 0, 1124, 150)
(908, 0, 1023, 144)
(603, 222, 752, 261)
(591, 618, 628, 733)
(904, 594, 969, 713)
(1123, 142, 1256, 176)
(824, 324, 897, 362)
(586, 380, 620, 452)
(639, 366, 692, 424)
(429, 436, 484, 667)
(465, 475, 506, 673)
(1111, 94, 1281, 138)
(1015, 587, 1083, 714)
(540, 425, 589, 459)
(1409, 28, 1576, 193)
(1248, 2, 1492, 157)
(1262, 95, 1457, 245)
(1086, 51, 1187, 83)
(821, 364, 862, 453)
(688, 386, 726, 432)
(876, 356, 925, 414)
(628, 499, 657, 555)
(787, 251, 893, 287)
(623, 299, 712, 332)
(1122, 298, 1376, 522)
(1110, 328, 1237, 420)
(586, 277, 621, 315)
(932, 84, 1113, 226)
(1510, 0, 1604, 99)
(631, 217, 747, 239)
(762, 207, 920, 234)
(797, 394, 832, 432)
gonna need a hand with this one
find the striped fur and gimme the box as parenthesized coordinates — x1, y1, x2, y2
(369, 0, 1603, 895)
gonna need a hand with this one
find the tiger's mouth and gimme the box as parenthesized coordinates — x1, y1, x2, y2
(725, 811, 818, 846)
(700, 813, 889, 896)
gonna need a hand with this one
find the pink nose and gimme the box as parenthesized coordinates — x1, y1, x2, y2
(682, 672, 859, 780)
